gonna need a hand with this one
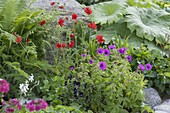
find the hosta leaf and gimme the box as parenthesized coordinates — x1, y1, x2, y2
(126, 7, 170, 45)
(91, 1, 126, 25)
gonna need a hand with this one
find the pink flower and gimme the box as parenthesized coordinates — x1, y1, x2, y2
(26, 99, 48, 112)
(26, 104, 35, 112)
(35, 105, 41, 111)
(5, 108, 15, 113)
(0, 79, 10, 93)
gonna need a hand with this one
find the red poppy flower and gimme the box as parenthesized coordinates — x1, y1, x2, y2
(40, 20, 46, 26)
(56, 43, 62, 48)
(84, 7, 92, 15)
(16, 36, 22, 43)
(65, 16, 69, 20)
(70, 34, 74, 38)
(68, 41, 75, 48)
(58, 18, 64, 27)
(61, 43, 66, 48)
(50, 2, 56, 6)
(96, 34, 105, 44)
(58, 5, 64, 9)
(72, 13, 78, 20)
(88, 22, 97, 29)
(26, 38, 30, 43)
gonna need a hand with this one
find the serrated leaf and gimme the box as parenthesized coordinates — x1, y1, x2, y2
(126, 7, 170, 45)
(91, 1, 126, 25)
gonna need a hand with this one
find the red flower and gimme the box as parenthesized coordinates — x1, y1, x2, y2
(56, 43, 62, 48)
(84, 7, 92, 15)
(70, 34, 74, 38)
(58, 5, 64, 9)
(16, 36, 22, 43)
(40, 20, 46, 26)
(96, 34, 105, 44)
(65, 16, 69, 20)
(50, 2, 56, 6)
(58, 18, 64, 27)
(26, 38, 30, 43)
(88, 22, 97, 29)
(68, 41, 75, 48)
(72, 13, 78, 20)
(61, 43, 66, 48)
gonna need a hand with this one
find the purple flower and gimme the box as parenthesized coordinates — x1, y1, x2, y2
(99, 62, 107, 70)
(118, 47, 127, 55)
(97, 48, 103, 54)
(89, 59, 93, 64)
(139, 64, 145, 71)
(145, 63, 152, 70)
(126, 55, 132, 62)
(108, 45, 116, 50)
(70, 66, 74, 70)
(81, 54, 87, 57)
(103, 49, 110, 56)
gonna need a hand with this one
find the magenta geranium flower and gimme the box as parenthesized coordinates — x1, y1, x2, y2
(0, 79, 10, 93)
(26, 99, 48, 112)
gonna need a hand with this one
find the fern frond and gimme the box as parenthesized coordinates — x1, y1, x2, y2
(3, 61, 29, 78)
(18, 0, 27, 12)
(1, 0, 19, 31)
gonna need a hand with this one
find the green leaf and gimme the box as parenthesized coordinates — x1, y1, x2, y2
(91, 1, 126, 25)
(126, 7, 170, 45)
(164, 72, 170, 78)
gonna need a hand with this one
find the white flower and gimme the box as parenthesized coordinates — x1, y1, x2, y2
(19, 83, 29, 96)
(28, 74, 34, 82)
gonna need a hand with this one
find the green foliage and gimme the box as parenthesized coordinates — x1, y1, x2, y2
(129, 46, 170, 95)
(0, 0, 59, 98)
(91, 2, 126, 25)
(41, 45, 147, 112)
(90, 0, 170, 53)
(126, 6, 170, 45)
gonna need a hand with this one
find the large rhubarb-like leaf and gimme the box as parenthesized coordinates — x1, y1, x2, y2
(126, 7, 170, 45)
(90, 1, 126, 25)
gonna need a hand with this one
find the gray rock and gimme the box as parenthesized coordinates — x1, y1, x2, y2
(155, 111, 168, 113)
(144, 88, 162, 108)
(154, 105, 170, 112)
(162, 99, 170, 106)
(29, 0, 83, 15)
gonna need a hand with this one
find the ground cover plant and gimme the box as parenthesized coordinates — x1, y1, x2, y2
(0, 0, 169, 113)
